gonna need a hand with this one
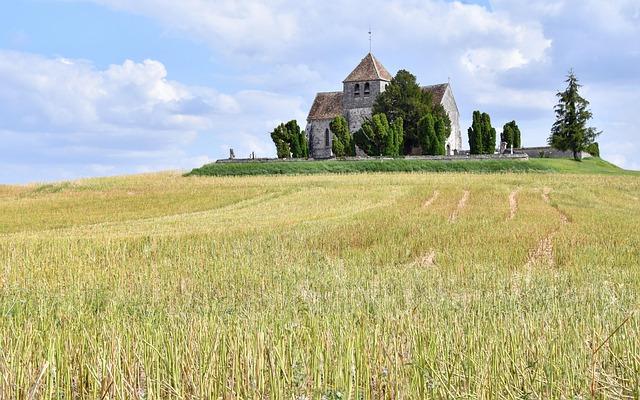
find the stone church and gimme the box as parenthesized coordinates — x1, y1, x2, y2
(306, 53, 462, 158)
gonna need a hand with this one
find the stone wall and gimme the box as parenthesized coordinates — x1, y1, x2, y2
(345, 107, 372, 133)
(517, 146, 592, 159)
(306, 119, 333, 159)
(342, 80, 387, 111)
(441, 86, 462, 152)
(215, 153, 529, 163)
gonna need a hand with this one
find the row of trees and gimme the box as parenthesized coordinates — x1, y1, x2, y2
(270, 120, 308, 159)
(467, 112, 522, 154)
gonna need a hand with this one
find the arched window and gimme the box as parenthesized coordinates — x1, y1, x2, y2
(354, 83, 360, 97)
(325, 128, 330, 147)
(364, 82, 370, 96)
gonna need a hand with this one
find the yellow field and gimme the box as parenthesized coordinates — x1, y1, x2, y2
(1, 172, 639, 399)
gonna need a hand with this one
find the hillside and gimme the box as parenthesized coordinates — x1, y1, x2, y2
(1, 172, 639, 398)
(188, 156, 636, 177)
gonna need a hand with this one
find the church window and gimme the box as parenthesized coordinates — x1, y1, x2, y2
(325, 128, 330, 147)
(364, 82, 370, 95)
(354, 83, 360, 97)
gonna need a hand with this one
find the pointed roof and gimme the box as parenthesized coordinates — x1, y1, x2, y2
(343, 53, 393, 83)
(422, 83, 450, 104)
(307, 91, 343, 121)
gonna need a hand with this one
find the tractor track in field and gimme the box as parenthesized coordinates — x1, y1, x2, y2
(449, 190, 469, 223)
(508, 190, 519, 220)
(524, 188, 570, 268)
(422, 191, 440, 208)
(525, 232, 557, 268)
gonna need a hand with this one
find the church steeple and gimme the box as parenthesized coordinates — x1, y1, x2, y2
(343, 53, 393, 83)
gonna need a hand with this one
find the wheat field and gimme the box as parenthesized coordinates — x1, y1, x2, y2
(0, 172, 639, 399)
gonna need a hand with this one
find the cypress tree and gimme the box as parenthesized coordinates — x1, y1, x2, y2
(512, 122, 521, 148)
(434, 115, 448, 155)
(418, 114, 436, 155)
(501, 121, 522, 149)
(501, 123, 513, 148)
(330, 116, 354, 157)
(468, 111, 484, 155)
(354, 113, 401, 156)
(482, 113, 496, 154)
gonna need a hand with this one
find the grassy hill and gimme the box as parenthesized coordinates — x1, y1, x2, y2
(1, 171, 639, 398)
(188, 156, 637, 177)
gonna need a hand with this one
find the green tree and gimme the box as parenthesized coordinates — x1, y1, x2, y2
(512, 122, 521, 148)
(270, 120, 309, 159)
(586, 142, 600, 157)
(373, 70, 433, 153)
(271, 123, 291, 158)
(501, 123, 513, 148)
(418, 114, 437, 155)
(434, 113, 450, 155)
(482, 113, 496, 154)
(330, 116, 355, 157)
(354, 113, 402, 156)
(501, 121, 522, 149)
(388, 117, 404, 157)
(468, 111, 484, 155)
(548, 70, 601, 160)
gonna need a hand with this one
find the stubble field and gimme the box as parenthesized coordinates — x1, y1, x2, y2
(0, 171, 639, 399)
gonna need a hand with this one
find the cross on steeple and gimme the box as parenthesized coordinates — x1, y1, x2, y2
(368, 26, 372, 53)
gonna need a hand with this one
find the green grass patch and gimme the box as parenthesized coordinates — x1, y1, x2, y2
(187, 157, 635, 177)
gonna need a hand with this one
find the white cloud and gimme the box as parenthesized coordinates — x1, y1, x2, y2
(0, 51, 305, 183)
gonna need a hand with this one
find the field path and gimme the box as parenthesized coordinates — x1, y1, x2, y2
(524, 188, 572, 267)
(508, 190, 519, 220)
(422, 191, 440, 208)
(449, 190, 470, 223)
(543, 187, 569, 224)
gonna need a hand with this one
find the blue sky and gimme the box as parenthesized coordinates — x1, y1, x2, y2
(1, 0, 639, 183)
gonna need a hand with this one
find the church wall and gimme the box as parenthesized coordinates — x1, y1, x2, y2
(441, 87, 462, 152)
(306, 119, 333, 159)
(342, 80, 386, 111)
(345, 108, 372, 134)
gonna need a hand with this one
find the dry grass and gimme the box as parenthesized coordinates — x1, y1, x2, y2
(0, 172, 639, 399)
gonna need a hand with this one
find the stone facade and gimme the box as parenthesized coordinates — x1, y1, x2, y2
(440, 85, 462, 154)
(306, 53, 463, 159)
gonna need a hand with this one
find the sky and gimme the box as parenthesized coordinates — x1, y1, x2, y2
(0, 0, 639, 183)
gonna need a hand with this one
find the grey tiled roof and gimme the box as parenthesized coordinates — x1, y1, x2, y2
(422, 83, 449, 104)
(343, 53, 393, 83)
(307, 92, 343, 121)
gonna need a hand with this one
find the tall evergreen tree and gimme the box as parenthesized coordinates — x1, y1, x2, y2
(330, 116, 355, 157)
(512, 122, 521, 148)
(418, 114, 437, 155)
(501, 121, 522, 149)
(434, 114, 450, 155)
(501, 123, 513, 148)
(548, 70, 600, 160)
(482, 113, 496, 154)
(468, 111, 484, 155)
